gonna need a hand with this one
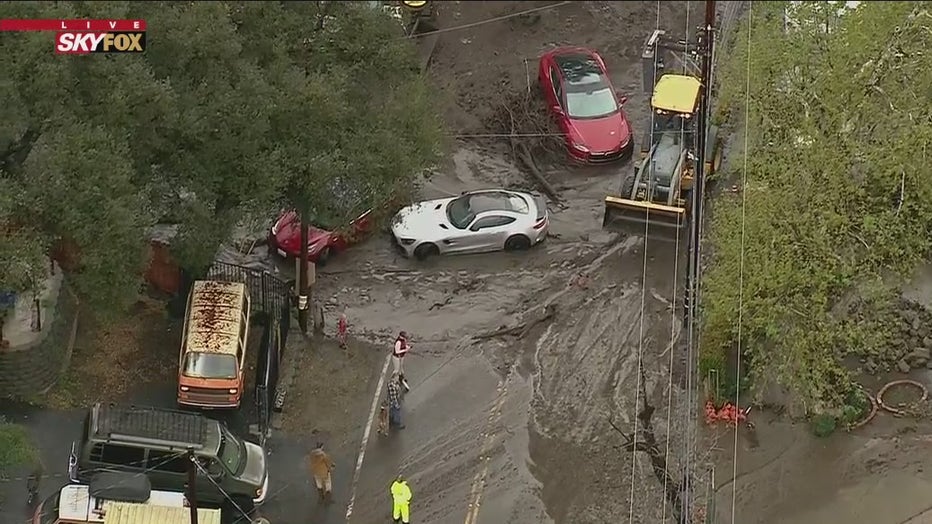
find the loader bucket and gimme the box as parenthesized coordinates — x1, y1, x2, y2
(603, 196, 687, 242)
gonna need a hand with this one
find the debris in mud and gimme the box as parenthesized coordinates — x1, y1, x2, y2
(484, 86, 563, 160)
(473, 303, 557, 340)
(473, 85, 569, 205)
(515, 141, 564, 205)
(429, 277, 480, 310)
(876, 379, 928, 418)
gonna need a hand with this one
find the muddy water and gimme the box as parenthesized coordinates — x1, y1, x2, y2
(287, 135, 698, 524)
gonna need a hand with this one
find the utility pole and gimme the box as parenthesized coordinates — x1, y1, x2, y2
(186, 449, 199, 524)
(297, 199, 310, 334)
(681, 2, 716, 523)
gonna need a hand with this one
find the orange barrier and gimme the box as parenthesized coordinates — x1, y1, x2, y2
(704, 400, 748, 426)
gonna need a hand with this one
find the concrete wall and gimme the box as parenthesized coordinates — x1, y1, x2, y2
(0, 283, 79, 398)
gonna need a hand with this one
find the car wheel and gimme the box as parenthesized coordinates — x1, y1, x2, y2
(414, 243, 439, 261)
(505, 235, 532, 251)
(316, 247, 332, 266)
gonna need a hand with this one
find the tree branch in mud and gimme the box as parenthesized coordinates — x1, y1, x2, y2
(513, 140, 563, 205)
(472, 303, 557, 341)
(609, 367, 686, 523)
(429, 278, 481, 311)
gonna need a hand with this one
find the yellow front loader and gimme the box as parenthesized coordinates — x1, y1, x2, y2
(603, 70, 723, 242)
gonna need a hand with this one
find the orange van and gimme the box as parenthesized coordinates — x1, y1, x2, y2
(177, 280, 251, 409)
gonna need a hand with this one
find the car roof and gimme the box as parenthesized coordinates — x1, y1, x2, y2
(651, 74, 702, 114)
(90, 403, 211, 450)
(553, 52, 605, 86)
(186, 280, 246, 356)
(460, 190, 532, 215)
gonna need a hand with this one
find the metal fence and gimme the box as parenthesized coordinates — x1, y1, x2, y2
(255, 305, 292, 444)
(205, 261, 293, 315)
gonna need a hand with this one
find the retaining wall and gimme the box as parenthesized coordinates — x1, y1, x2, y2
(0, 284, 79, 398)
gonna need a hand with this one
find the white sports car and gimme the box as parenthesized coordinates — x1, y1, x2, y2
(390, 189, 550, 260)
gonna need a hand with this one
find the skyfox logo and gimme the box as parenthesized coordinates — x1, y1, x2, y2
(56, 32, 146, 54)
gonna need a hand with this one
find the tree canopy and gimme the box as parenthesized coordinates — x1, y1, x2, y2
(0, 1, 443, 312)
(702, 1, 932, 413)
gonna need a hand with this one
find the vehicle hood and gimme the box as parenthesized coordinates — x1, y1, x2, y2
(391, 198, 455, 240)
(568, 112, 631, 153)
(240, 441, 267, 487)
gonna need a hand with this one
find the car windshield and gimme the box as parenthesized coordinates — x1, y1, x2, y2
(446, 193, 529, 229)
(218, 429, 244, 473)
(566, 86, 618, 119)
(182, 352, 238, 379)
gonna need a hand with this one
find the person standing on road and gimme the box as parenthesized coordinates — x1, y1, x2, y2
(390, 473, 413, 524)
(393, 331, 411, 391)
(307, 442, 335, 502)
(337, 307, 349, 349)
(387, 373, 405, 430)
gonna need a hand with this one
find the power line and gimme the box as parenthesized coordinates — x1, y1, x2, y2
(661, 2, 692, 522)
(626, 3, 663, 523)
(404, 2, 573, 40)
(193, 459, 254, 524)
(731, 4, 753, 524)
(450, 132, 566, 139)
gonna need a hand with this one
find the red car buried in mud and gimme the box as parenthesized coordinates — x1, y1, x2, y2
(268, 209, 373, 265)
(538, 47, 633, 164)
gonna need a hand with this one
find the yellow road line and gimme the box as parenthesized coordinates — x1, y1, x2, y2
(464, 381, 508, 524)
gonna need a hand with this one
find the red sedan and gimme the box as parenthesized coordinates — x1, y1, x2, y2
(538, 47, 633, 164)
(268, 209, 373, 265)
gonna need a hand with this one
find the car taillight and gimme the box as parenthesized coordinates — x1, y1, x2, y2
(533, 218, 547, 230)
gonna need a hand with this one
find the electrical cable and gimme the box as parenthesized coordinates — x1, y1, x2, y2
(449, 132, 567, 139)
(193, 458, 254, 523)
(731, 4, 753, 523)
(404, 2, 573, 39)
(626, 3, 662, 523)
(30, 453, 190, 524)
(33, 449, 191, 521)
(661, 2, 691, 521)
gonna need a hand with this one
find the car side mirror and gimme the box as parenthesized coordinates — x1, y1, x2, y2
(617, 94, 628, 105)
(550, 105, 564, 116)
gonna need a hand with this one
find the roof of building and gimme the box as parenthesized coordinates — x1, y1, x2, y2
(103, 501, 221, 524)
(57, 482, 220, 524)
(651, 74, 702, 114)
(186, 280, 246, 355)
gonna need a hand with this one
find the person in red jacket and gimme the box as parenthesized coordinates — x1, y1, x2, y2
(393, 331, 411, 391)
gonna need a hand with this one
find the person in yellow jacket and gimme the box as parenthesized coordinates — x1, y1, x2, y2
(390, 474, 413, 524)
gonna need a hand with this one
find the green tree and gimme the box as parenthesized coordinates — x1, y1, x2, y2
(0, 1, 442, 312)
(703, 1, 932, 413)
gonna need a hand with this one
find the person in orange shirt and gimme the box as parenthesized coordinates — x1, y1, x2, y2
(307, 442, 335, 502)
